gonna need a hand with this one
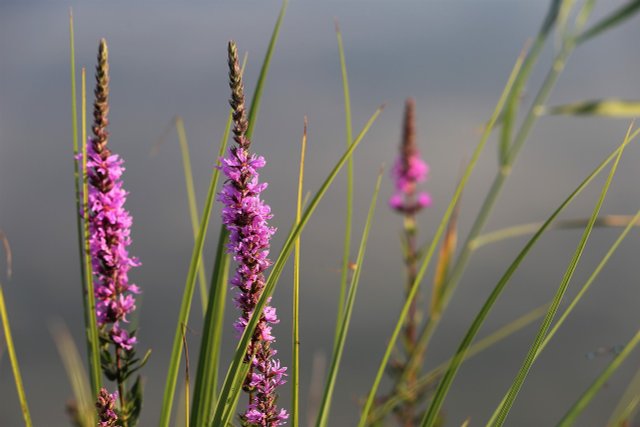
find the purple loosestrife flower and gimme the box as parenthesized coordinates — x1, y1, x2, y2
(87, 39, 140, 352)
(217, 41, 288, 427)
(96, 388, 119, 427)
(390, 98, 432, 214)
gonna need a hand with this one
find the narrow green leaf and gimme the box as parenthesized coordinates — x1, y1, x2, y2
(557, 329, 640, 427)
(292, 119, 307, 427)
(175, 116, 209, 313)
(420, 127, 637, 427)
(486, 206, 640, 426)
(490, 125, 632, 427)
(546, 99, 640, 117)
(0, 285, 31, 427)
(470, 214, 640, 250)
(246, 0, 288, 137)
(69, 11, 101, 398)
(577, 0, 640, 44)
(316, 169, 383, 427)
(189, 57, 246, 427)
(367, 304, 548, 423)
(334, 19, 355, 352)
(357, 40, 528, 427)
(212, 106, 383, 427)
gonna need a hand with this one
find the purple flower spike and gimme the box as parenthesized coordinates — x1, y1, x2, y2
(390, 98, 432, 214)
(87, 39, 140, 352)
(96, 388, 119, 427)
(218, 40, 287, 427)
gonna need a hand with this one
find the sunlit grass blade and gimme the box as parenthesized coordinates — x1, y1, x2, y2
(420, 127, 636, 427)
(609, 366, 640, 427)
(333, 19, 354, 351)
(577, 0, 640, 44)
(292, 119, 307, 427)
(545, 99, 640, 117)
(357, 40, 528, 427)
(556, 329, 640, 427)
(316, 168, 383, 427)
(212, 106, 383, 427)
(470, 214, 640, 250)
(489, 125, 632, 427)
(52, 322, 95, 427)
(0, 283, 32, 427)
(368, 304, 548, 423)
(246, 0, 288, 137)
(486, 204, 640, 426)
(69, 11, 101, 398)
(189, 55, 246, 427)
(175, 116, 209, 313)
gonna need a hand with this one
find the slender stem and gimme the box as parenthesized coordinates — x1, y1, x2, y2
(0, 284, 32, 427)
(292, 120, 307, 427)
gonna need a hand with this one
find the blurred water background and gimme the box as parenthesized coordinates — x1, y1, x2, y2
(2, 1, 640, 425)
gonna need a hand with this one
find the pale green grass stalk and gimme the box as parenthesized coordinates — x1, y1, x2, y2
(0, 232, 31, 427)
(486, 203, 640, 426)
(608, 366, 640, 426)
(489, 125, 631, 427)
(292, 119, 307, 427)
(470, 215, 640, 250)
(357, 40, 527, 427)
(546, 99, 640, 117)
(334, 19, 354, 350)
(69, 11, 100, 398)
(189, 54, 246, 427)
(420, 127, 636, 427)
(175, 116, 209, 313)
(316, 169, 383, 427)
(576, 0, 640, 44)
(211, 106, 383, 427)
(557, 329, 640, 427)
(52, 323, 94, 427)
(368, 304, 548, 423)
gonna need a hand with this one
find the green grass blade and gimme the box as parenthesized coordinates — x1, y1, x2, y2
(316, 169, 383, 427)
(0, 285, 32, 427)
(175, 116, 209, 314)
(368, 304, 548, 423)
(609, 366, 640, 427)
(246, 0, 288, 137)
(52, 322, 95, 427)
(212, 106, 383, 427)
(159, 104, 236, 427)
(470, 215, 640, 250)
(69, 11, 101, 399)
(577, 0, 640, 44)
(357, 41, 527, 427)
(334, 19, 355, 351)
(546, 99, 640, 117)
(189, 56, 247, 427)
(486, 205, 640, 426)
(557, 329, 640, 427)
(420, 128, 635, 427)
(292, 120, 307, 427)
(489, 126, 631, 427)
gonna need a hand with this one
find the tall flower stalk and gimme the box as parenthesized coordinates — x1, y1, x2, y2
(218, 40, 288, 427)
(388, 98, 431, 426)
(85, 39, 147, 427)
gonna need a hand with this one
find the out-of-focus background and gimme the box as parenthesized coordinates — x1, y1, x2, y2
(1, 1, 640, 425)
